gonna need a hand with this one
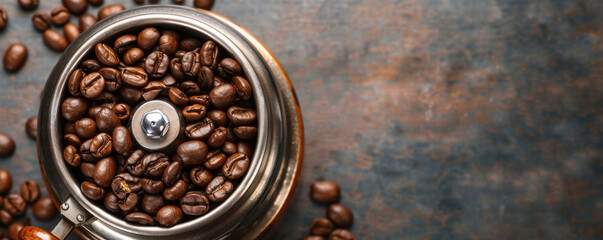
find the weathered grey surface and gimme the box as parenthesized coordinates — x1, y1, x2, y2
(0, 0, 602, 239)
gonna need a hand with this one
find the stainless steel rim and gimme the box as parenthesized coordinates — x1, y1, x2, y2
(38, 5, 303, 239)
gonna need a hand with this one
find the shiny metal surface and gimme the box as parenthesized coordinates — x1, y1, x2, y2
(141, 110, 170, 139)
(131, 100, 182, 151)
(37, 5, 303, 240)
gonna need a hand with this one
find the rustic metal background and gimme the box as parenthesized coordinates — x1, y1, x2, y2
(0, 0, 601, 239)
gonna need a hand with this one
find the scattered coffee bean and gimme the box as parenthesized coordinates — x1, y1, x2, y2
(326, 204, 353, 227)
(310, 218, 334, 236)
(0, 169, 12, 194)
(81, 181, 105, 200)
(63, 23, 81, 43)
(194, 0, 215, 10)
(25, 117, 38, 140)
(0, 209, 13, 225)
(18, 0, 38, 10)
(7, 222, 25, 240)
(3, 43, 28, 72)
(43, 29, 69, 52)
(32, 12, 51, 31)
(62, 0, 87, 15)
(0, 6, 7, 30)
(311, 181, 340, 204)
(98, 4, 125, 21)
(156, 205, 182, 227)
(4, 194, 26, 215)
(33, 197, 58, 220)
(89, 0, 103, 6)
(329, 229, 355, 240)
(0, 134, 15, 157)
(20, 180, 40, 203)
(51, 7, 70, 25)
(78, 13, 97, 32)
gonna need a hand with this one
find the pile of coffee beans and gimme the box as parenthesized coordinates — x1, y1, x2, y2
(60, 26, 256, 227)
(303, 181, 356, 240)
(0, 169, 58, 240)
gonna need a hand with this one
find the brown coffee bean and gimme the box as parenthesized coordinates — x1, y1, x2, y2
(80, 72, 105, 98)
(89, 0, 103, 6)
(64, 121, 77, 135)
(78, 13, 96, 32)
(63, 145, 81, 167)
(205, 176, 233, 202)
(310, 181, 340, 204)
(82, 59, 102, 73)
(125, 149, 145, 176)
(33, 197, 58, 220)
(63, 0, 87, 14)
(329, 229, 355, 240)
(111, 173, 141, 199)
(67, 69, 85, 96)
(138, 27, 160, 51)
(190, 95, 210, 106)
(197, 66, 214, 91)
(75, 118, 96, 140)
(64, 134, 82, 148)
(144, 51, 170, 78)
(118, 192, 138, 211)
(194, 0, 214, 10)
(222, 152, 249, 180)
(182, 104, 206, 122)
(156, 205, 182, 227)
(3, 43, 28, 72)
(123, 47, 144, 66)
(162, 161, 181, 186)
(168, 87, 189, 105)
(94, 157, 116, 187)
(103, 191, 119, 212)
(114, 34, 137, 53)
(90, 132, 113, 158)
(125, 212, 154, 225)
(24, 117, 37, 140)
(43, 29, 69, 52)
(51, 7, 70, 25)
(80, 162, 95, 178)
(232, 76, 252, 100)
(112, 126, 132, 156)
(141, 193, 164, 215)
(121, 67, 148, 87)
(176, 140, 208, 166)
(0, 169, 11, 194)
(95, 43, 120, 67)
(180, 81, 201, 96)
(209, 83, 237, 109)
(208, 110, 228, 127)
(182, 49, 201, 77)
(98, 4, 125, 20)
(208, 127, 228, 148)
(222, 141, 237, 156)
(0, 6, 7, 30)
(119, 85, 143, 104)
(3, 194, 26, 215)
(200, 40, 219, 68)
(185, 118, 214, 140)
(179, 38, 201, 51)
(95, 70, 120, 92)
(237, 141, 254, 158)
(19, 0, 38, 10)
(158, 34, 178, 55)
(8, 222, 25, 240)
(63, 23, 81, 43)
(62, 97, 88, 121)
(113, 103, 131, 122)
(233, 126, 257, 140)
(310, 218, 334, 236)
(141, 178, 164, 194)
(0, 209, 13, 225)
(142, 153, 170, 178)
(0, 134, 14, 158)
(180, 191, 209, 216)
(203, 150, 225, 170)
(32, 12, 51, 31)
(326, 204, 353, 227)
(190, 166, 213, 187)
(20, 181, 40, 203)
(95, 107, 120, 133)
(162, 179, 187, 201)
(219, 58, 242, 76)
(169, 58, 186, 80)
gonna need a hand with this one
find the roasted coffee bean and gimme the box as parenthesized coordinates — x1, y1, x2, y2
(222, 141, 237, 156)
(118, 192, 138, 211)
(222, 152, 249, 180)
(98, 4, 125, 20)
(63, 0, 87, 14)
(33, 197, 57, 220)
(123, 47, 144, 66)
(119, 85, 143, 104)
(197, 66, 214, 91)
(51, 7, 70, 25)
(64, 121, 77, 135)
(190, 166, 213, 187)
(82, 59, 102, 73)
(144, 51, 169, 78)
(180, 81, 201, 96)
(162, 161, 181, 186)
(168, 87, 189, 105)
(326, 204, 353, 227)
(3, 43, 28, 72)
(158, 34, 178, 55)
(204, 151, 226, 170)
(212, 76, 226, 87)
(190, 95, 211, 106)
(68, 69, 85, 96)
(194, 0, 215, 10)
(94, 157, 116, 187)
(19, 0, 38, 10)
(156, 205, 182, 227)
(20, 181, 40, 203)
(209, 83, 237, 109)
(161, 74, 178, 88)
(237, 141, 253, 158)
(80, 162, 95, 178)
(25, 116, 38, 140)
(169, 58, 186, 80)
(121, 67, 148, 87)
(125, 212, 154, 225)
(302, 236, 326, 240)
(89, 0, 103, 6)
(0, 209, 13, 225)
(80, 72, 105, 98)
(75, 118, 97, 139)
(78, 13, 96, 32)
(208, 127, 228, 148)
(141, 193, 163, 215)
(63, 23, 81, 43)
(227, 107, 256, 125)
(180, 191, 209, 215)
(113, 103, 131, 122)
(112, 126, 132, 156)
(185, 118, 214, 140)
(174, 50, 187, 58)
(111, 173, 141, 199)
(176, 140, 208, 166)
(182, 49, 201, 77)
(43, 29, 69, 51)
(95, 43, 120, 67)
(141, 178, 164, 194)
(114, 34, 137, 54)
(142, 153, 170, 177)
(162, 179, 187, 201)
(233, 126, 257, 140)
(63, 145, 81, 167)
(80, 139, 99, 162)
(208, 110, 227, 127)
(99, 68, 122, 92)
(64, 134, 82, 148)
(103, 191, 120, 212)
(219, 58, 242, 76)
(200, 40, 219, 68)
(310, 181, 340, 204)
(32, 12, 51, 31)
(95, 107, 120, 133)
(0, 6, 7, 30)
(329, 229, 355, 240)
(138, 27, 160, 51)
(0, 169, 11, 194)
(310, 218, 334, 236)
(182, 104, 206, 122)
(4, 194, 26, 215)
(62, 97, 89, 121)
(179, 38, 201, 51)
(90, 132, 113, 158)
(8, 222, 25, 240)
(205, 176, 233, 202)
(232, 76, 252, 100)
(161, 30, 180, 41)
(126, 149, 146, 176)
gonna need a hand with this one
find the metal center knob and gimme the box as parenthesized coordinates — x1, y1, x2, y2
(141, 109, 170, 139)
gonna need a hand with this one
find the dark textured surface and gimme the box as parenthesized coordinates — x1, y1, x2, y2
(0, 0, 602, 239)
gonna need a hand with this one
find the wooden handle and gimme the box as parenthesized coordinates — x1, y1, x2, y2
(18, 226, 59, 240)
